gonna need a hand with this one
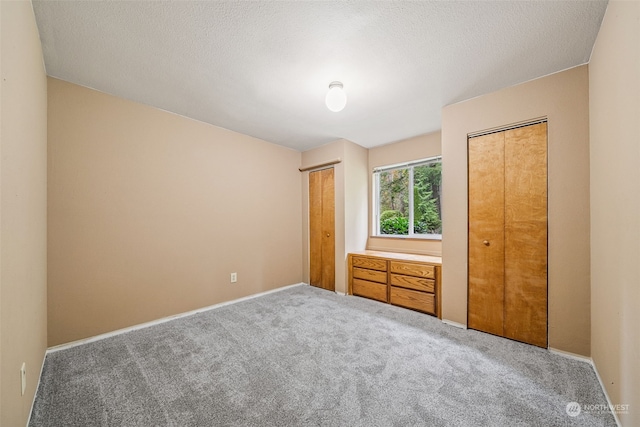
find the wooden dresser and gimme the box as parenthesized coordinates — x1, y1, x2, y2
(348, 250, 442, 318)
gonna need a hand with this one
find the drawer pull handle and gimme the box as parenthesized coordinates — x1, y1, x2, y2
(326, 233, 330, 237)
(483, 240, 490, 246)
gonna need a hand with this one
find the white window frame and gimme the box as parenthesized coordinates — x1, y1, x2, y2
(373, 156, 442, 240)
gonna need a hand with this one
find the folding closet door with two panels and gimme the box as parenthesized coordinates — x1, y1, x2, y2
(309, 167, 335, 292)
(468, 122, 548, 348)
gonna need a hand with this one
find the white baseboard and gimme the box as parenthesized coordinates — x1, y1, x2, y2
(441, 319, 467, 329)
(548, 347, 592, 364)
(591, 358, 622, 427)
(548, 348, 621, 427)
(299, 282, 348, 296)
(25, 351, 47, 427)
(47, 282, 305, 353)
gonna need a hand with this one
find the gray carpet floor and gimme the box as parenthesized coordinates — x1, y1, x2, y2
(30, 284, 616, 426)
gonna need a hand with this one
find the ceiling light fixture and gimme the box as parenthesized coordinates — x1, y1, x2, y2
(325, 81, 347, 112)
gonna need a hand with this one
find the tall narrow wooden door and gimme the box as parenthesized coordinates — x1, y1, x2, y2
(309, 168, 335, 291)
(468, 122, 548, 348)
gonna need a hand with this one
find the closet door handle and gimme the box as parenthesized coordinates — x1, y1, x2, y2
(483, 240, 490, 246)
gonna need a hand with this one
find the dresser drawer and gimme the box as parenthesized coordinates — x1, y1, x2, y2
(390, 286, 435, 315)
(353, 279, 387, 302)
(389, 261, 435, 279)
(352, 256, 387, 272)
(349, 251, 441, 318)
(390, 274, 435, 293)
(353, 267, 387, 284)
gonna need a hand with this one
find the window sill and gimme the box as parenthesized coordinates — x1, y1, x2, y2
(370, 234, 442, 242)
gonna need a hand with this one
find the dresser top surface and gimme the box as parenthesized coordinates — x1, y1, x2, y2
(350, 250, 442, 266)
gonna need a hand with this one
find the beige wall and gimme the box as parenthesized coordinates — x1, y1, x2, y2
(301, 139, 368, 294)
(0, 1, 49, 425)
(442, 65, 591, 355)
(343, 140, 369, 287)
(589, 2, 640, 425)
(4, 2, 635, 423)
(47, 78, 302, 346)
(368, 132, 442, 256)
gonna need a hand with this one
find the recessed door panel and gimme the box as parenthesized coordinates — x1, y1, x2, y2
(468, 132, 506, 336)
(321, 168, 335, 291)
(504, 123, 548, 347)
(309, 170, 323, 288)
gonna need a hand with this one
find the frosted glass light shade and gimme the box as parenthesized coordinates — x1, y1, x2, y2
(325, 82, 347, 112)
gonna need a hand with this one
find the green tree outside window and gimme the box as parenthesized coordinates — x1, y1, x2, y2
(375, 158, 442, 236)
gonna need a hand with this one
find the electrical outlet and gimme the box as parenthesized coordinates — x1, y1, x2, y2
(20, 363, 26, 396)
(230, 272, 237, 283)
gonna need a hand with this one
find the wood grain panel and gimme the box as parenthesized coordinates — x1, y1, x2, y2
(468, 131, 506, 337)
(390, 287, 435, 314)
(351, 250, 442, 265)
(389, 261, 434, 278)
(352, 256, 387, 271)
(348, 254, 354, 295)
(353, 279, 388, 302)
(309, 170, 323, 288)
(504, 123, 548, 347)
(390, 274, 435, 293)
(321, 168, 335, 291)
(309, 168, 335, 291)
(353, 267, 387, 284)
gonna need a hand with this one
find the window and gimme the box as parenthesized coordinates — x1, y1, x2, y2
(373, 157, 442, 238)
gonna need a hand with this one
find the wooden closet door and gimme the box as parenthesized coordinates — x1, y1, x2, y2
(503, 123, 547, 347)
(309, 170, 323, 288)
(468, 131, 506, 336)
(468, 122, 547, 348)
(309, 168, 335, 291)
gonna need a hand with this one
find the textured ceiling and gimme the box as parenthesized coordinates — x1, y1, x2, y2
(32, 1, 608, 151)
